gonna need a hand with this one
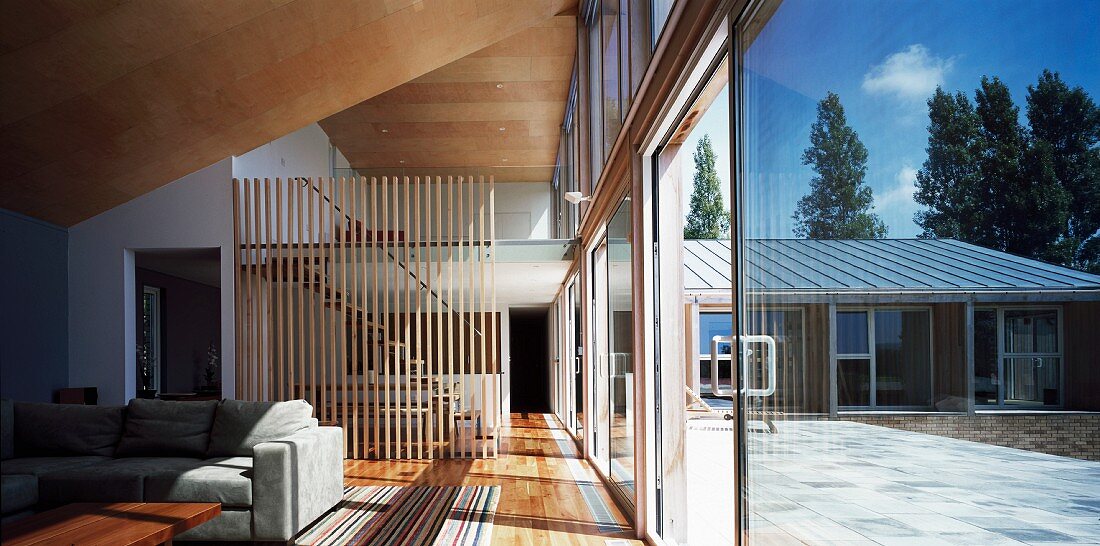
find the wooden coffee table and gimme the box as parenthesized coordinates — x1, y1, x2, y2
(0, 502, 220, 546)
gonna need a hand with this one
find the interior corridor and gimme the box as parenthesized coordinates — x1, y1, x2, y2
(344, 414, 641, 545)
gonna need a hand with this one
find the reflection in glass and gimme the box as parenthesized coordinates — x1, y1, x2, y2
(602, 0, 622, 159)
(837, 359, 870, 406)
(874, 310, 930, 407)
(836, 311, 868, 354)
(607, 197, 634, 500)
(974, 309, 999, 405)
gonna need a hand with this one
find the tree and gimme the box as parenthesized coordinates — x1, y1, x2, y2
(1026, 70, 1100, 272)
(914, 87, 984, 240)
(974, 76, 1070, 260)
(794, 92, 887, 239)
(684, 134, 730, 239)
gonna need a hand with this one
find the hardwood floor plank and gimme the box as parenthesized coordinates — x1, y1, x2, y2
(344, 413, 642, 545)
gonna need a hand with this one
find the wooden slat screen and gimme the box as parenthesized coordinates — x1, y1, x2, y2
(233, 176, 498, 459)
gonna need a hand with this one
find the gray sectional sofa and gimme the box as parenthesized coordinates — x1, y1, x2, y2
(0, 397, 343, 542)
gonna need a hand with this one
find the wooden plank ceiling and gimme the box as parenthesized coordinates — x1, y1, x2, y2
(0, 0, 575, 227)
(319, 15, 576, 183)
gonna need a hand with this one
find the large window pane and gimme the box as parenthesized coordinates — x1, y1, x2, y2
(837, 359, 870, 406)
(874, 309, 930, 407)
(607, 197, 634, 500)
(974, 308, 998, 405)
(735, 0, 1098, 542)
(836, 311, 868, 354)
(1004, 357, 1061, 406)
(602, 0, 622, 159)
(1004, 309, 1059, 354)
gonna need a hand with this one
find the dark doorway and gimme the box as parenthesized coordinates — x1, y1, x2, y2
(509, 308, 550, 413)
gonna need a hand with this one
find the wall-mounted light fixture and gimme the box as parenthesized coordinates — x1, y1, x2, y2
(564, 191, 591, 205)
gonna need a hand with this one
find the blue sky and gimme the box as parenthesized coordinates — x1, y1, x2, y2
(681, 0, 1100, 238)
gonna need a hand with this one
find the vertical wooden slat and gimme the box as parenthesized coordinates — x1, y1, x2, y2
(296, 178, 305, 404)
(457, 175, 467, 458)
(232, 179, 243, 400)
(321, 179, 327, 418)
(414, 176, 423, 459)
(467, 174, 475, 457)
(307, 178, 318, 413)
(372, 177, 380, 458)
(489, 175, 497, 458)
(251, 178, 262, 401)
(358, 176, 368, 459)
(328, 177, 338, 427)
(404, 175, 412, 459)
(479, 175, 487, 459)
(242, 179, 252, 400)
(382, 175, 391, 459)
(275, 178, 284, 402)
(264, 178, 274, 401)
(435, 176, 444, 459)
(425, 175, 435, 459)
(339, 176, 349, 455)
(392, 174, 401, 457)
(447, 176, 455, 460)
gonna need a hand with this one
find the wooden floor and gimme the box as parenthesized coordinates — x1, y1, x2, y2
(345, 413, 643, 545)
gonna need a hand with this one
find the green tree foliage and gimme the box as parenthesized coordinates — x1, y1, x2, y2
(684, 134, 730, 239)
(794, 92, 887, 239)
(1026, 70, 1100, 272)
(916, 72, 1096, 272)
(914, 88, 984, 241)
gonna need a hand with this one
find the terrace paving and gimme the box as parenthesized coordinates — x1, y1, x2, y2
(686, 419, 1100, 545)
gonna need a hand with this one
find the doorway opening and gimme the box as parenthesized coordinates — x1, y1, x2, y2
(133, 248, 222, 400)
(509, 308, 551, 414)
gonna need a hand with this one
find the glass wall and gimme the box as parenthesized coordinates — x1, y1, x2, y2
(607, 196, 635, 500)
(735, 0, 1099, 543)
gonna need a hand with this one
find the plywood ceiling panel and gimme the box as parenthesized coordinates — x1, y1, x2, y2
(319, 15, 576, 183)
(0, 0, 575, 226)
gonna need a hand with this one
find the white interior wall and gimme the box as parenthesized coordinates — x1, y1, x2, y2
(68, 124, 336, 404)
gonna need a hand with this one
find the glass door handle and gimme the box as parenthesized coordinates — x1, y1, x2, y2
(710, 335, 777, 398)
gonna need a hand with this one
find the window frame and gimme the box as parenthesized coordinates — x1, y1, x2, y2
(974, 305, 1065, 409)
(836, 306, 935, 411)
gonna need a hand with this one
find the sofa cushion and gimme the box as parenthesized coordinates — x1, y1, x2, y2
(1, 456, 111, 477)
(37, 457, 203, 505)
(13, 402, 124, 457)
(207, 399, 313, 457)
(1, 475, 37, 514)
(1, 399, 13, 460)
(115, 399, 218, 458)
(145, 456, 253, 508)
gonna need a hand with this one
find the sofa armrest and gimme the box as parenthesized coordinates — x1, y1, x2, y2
(252, 426, 343, 540)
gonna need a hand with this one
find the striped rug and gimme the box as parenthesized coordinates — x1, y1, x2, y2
(295, 485, 500, 546)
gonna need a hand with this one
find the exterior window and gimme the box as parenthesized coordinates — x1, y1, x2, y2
(698, 310, 805, 407)
(651, 0, 674, 48)
(587, 7, 603, 189)
(975, 308, 1063, 407)
(698, 312, 733, 394)
(837, 309, 932, 408)
(602, 0, 622, 159)
(141, 285, 163, 392)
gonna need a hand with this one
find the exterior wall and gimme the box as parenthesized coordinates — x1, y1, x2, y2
(839, 413, 1100, 461)
(0, 209, 69, 402)
(802, 303, 830, 413)
(1063, 300, 1100, 411)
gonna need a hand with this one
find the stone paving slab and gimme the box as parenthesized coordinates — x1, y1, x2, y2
(686, 419, 1100, 545)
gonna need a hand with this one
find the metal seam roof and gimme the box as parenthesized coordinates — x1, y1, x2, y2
(683, 239, 1100, 292)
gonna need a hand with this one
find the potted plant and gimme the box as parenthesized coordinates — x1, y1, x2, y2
(199, 341, 221, 395)
(137, 343, 157, 399)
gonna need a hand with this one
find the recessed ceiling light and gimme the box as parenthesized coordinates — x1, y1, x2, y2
(501, 158, 508, 162)
(399, 160, 405, 164)
(495, 83, 504, 89)
(499, 127, 506, 132)
(381, 128, 389, 133)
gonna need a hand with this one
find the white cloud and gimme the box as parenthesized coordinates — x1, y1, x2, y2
(879, 166, 919, 209)
(862, 44, 953, 101)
